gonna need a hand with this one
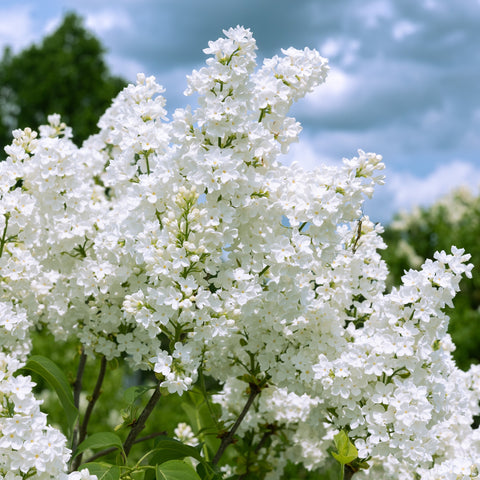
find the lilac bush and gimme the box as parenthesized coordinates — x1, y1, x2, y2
(0, 27, 479, 479)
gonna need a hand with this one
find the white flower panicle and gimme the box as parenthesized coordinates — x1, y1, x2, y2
(0, 353, 99, 479)
(173, 422, 199, 447)
(0, 26, 478, 478)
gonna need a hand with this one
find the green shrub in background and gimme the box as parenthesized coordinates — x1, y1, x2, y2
(0, 12, 126, 148)
(382, 186, 480, 370)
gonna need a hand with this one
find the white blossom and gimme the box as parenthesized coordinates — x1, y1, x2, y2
(0, 26, 478, 478)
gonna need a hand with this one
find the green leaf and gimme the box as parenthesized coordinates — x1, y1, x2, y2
(331, 450, 358, 465)
(181, 390, 220, 460)
(352, 458, 370, 470)
(82, 462, 120, 480)
(123, 384, 154, 404)
(196, 462, 223, 480)
(334, 430, 349, 454)
(235, 373, 256, 384)
(331, 431, 358, 465)
(21, 355, 78, 434)
(150, 439, 203, 463)
(144, 440, 204, 480)
(155, 460, 201, 480)
(74, 432, 124, 458)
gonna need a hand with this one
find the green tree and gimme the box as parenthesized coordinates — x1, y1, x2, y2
(0, 12, 126, 148)
(382, 186, 480, 370)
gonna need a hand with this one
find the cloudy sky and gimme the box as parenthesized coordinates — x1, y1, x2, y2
(1, 0, 480, 223)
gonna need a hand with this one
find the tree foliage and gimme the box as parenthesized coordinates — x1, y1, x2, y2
(0, 12, 126, 148)
(382, 186, 480, 370)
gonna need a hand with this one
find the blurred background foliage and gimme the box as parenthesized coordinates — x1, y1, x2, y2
(382, 186, 480, 371)
(0, 12, 126, 149)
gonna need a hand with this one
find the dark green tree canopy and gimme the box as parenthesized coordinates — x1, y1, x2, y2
(0, 12, 126, 148)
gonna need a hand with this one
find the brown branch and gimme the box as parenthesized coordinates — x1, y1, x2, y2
(70, 348, 87, 454)
(212, 385, 260, 465)
(254, 425, 276, 454)
(84, 431, 167, 464)
(123, 382, 162, 457)
(71, 355, 107, 471)
(345, 465, 356, 480)
(73, 349, 87, 408)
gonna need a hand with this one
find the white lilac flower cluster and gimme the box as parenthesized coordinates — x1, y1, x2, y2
(173, 422, 199, 447)
(0, 354, 96, 479)
(0, 75, 105, 480)
(0, 26, 479, 478)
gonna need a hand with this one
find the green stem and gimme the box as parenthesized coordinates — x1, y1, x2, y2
(145, 153, 151, 175)
(0, 213, 10, 258)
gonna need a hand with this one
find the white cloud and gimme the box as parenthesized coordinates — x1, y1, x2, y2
(0, 5, 36, 52)
(282, 136, 339, 170)
(300, 67, 356, 113)
(423, 0, 442, 11)
(320, 38, 341, 58)
(461, 108, 480, 150)
(392, 20, 419, 40)
(85, 9, 132, 34)
(44, 16, 63, 35)
(319, 37, 360, 67)
(386, 160, 480, 212)
(106, 53, 145, 83)
(356, 0, 394, 28)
